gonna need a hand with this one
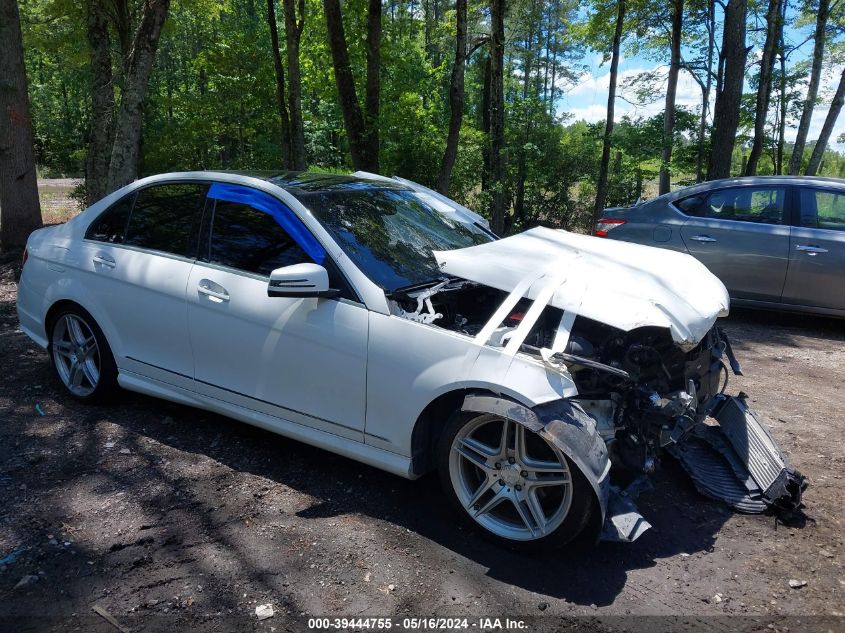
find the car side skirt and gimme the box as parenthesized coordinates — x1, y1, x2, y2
(117, 370, 417, 480)
(730, 297, 845, 319)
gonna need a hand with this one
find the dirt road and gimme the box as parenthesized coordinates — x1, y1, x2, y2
(0, 260, 842, 632)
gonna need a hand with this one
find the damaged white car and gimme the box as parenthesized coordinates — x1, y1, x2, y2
(16, 171, 806, 549)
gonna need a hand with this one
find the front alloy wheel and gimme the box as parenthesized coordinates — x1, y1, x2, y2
(439, 412, 592, 549)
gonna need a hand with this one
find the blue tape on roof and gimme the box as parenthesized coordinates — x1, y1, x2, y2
(207, 182, 326, 264)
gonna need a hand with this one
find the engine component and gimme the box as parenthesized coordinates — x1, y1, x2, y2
(670, 394, 806, 515)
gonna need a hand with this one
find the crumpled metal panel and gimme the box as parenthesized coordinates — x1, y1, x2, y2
(600, 480, 653, 542)
(433, 227, 730, 347)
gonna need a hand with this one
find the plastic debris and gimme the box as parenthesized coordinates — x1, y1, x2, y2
(118, 448, 131, 455)
(788, 579, 807, 589)
(34, 403, 45, 417)
(255, 604, 274, 620)
(104, 442, 116, 449)
(0, 548, 27, 567)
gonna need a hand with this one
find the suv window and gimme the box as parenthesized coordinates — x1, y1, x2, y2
(123, 183, 207, 256)
(86, 194, 134, 243)
(678, 186, 786, 225)
(799, 188, 845, 232)
(206, 199, 312, 275)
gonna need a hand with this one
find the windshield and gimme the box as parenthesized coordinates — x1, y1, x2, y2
(296, 188, 494, 292)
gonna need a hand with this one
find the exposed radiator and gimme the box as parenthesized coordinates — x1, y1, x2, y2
(671, 395, 806, 514)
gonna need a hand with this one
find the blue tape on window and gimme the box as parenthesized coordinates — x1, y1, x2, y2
(207, 182, 326, 264)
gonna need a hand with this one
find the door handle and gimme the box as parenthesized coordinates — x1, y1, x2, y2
(197, 280, 230, 302)
(690, 235, 717, 243)
(92, 254, 116, 268)
(795, 245, 828, 255)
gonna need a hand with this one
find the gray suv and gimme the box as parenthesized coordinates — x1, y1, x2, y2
(597, 176, 845, 317)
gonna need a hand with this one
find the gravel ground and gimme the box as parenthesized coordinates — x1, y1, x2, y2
(0, 259, 842, 632)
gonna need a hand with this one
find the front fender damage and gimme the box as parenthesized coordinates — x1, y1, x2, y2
(461, 394, 651, 543)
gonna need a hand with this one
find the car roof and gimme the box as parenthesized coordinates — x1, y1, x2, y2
(666, 175, 845, 200)
(202, 170, 411, 194)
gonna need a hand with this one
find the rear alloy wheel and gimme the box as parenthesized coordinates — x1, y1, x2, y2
(438, 412, 593, 550)
(49, 308, 117, 402)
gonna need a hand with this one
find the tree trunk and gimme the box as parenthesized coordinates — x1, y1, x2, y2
(107, 0, 171, 192)
(775, 0, 787, 175)
(323, 0, 377, 171)
(85, 0, 115, 204)
(805, 67, 845, 176)
(514, 22, 536, 226)
(489, 0, 506, 235)
(0, 0, 43, 251)
(364, 0, 381, 170)
(707, 0, 747, 180)
(268, 0, 293, 168)
(745, 0, 782, 175)
(659, 0, 683, 194)
(437, 0, 467, 194)
(788, 0, 829, 175)
(695, 0, 715, 182)
(283, 0, 307, 169)
(480, 55, 491, 192)
(593, 0, 625, 224)
(542, 3, 551, 105)
(549, 9, 558, 116)
(112, 0, 132, 84)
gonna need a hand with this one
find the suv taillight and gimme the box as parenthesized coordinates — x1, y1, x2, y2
(595, 219, 626, 237)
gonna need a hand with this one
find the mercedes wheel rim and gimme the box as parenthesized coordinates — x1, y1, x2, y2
(52, 314, 100, 397)
(449, 414, 573, 541)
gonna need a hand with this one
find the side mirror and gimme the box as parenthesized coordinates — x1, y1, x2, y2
(267, 263, 340, 299)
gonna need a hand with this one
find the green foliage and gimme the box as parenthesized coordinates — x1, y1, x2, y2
(16, 0, 845, 234)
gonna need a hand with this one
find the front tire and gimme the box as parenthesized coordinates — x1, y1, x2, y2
(48, 306, 117, 403)
(437, 410, 595, 551)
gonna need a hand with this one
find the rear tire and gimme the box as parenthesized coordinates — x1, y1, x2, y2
(48, 305, 118, 403)
(437, 410, 596, 551)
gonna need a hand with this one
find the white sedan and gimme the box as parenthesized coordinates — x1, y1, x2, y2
(16, 171, 805, 549)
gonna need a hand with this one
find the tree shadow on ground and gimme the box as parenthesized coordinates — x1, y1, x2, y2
(52, 390, 735, 607)
(722, 307, 844, 352)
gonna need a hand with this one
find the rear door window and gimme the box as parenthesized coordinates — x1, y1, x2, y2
(123, 183, 208, 256)
(86, 194, 135, 243)
(677, 187, 786, 224)
(798, 188, 845, 232)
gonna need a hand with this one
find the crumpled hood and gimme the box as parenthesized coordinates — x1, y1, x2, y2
(433, 227, 730, 347)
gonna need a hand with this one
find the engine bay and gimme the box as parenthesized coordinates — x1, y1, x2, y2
(390, 277, 805, 531)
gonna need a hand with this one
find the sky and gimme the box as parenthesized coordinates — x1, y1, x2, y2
(557, 19, 845, 155)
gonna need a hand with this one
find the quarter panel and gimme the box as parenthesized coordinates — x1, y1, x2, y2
(76, 242, 195, 387)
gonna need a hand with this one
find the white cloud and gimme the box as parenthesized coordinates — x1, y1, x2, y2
(563, 68, 704, 120)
